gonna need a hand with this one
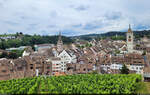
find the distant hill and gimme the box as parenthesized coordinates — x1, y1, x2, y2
(71, 30, 150, 41)
(0, 34, 74, 49)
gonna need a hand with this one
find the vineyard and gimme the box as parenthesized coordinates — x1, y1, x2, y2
(0, 74, 142, 94)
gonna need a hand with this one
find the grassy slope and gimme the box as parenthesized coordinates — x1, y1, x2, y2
(136, 82, 150, 94)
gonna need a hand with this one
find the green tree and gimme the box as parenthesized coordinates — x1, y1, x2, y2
(11, 50, 24, 58)
(81, 45, 84, 49)
(120, 64, 129, 74)
(0, 41, 6, 49)
(89, 43, 92, 47)
(8, 52, 17, 59)
(142, 50, 146, 56)
(31, 45, 35, 51)
(0, 52, 8, 58)
(0, 34, 74, 49)
(115, 50, 120, 54)
(136, 44, 140, 47)
(90, 70, 98, 74)
(16, 32, 19, 36)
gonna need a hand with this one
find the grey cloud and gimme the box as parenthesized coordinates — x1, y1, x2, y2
(0, 0, 150, 36)
(3, 21, 19, 26)
(75, 5, 89, 11)
(72, 24, 82, 28)
(104, 11, 122, 20)
(50, 11, 58, 18)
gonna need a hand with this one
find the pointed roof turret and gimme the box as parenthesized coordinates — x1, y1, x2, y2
(128, 24, 133, 33)
(57, 31, 63, 52)
(57, 31, 63, 44)
(58, 31, 61, 40)
(129, 24, 131, 29)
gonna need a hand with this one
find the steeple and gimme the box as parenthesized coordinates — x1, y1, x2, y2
(128, 24, 132, 33)
(126, 24, 134, 53)
(57, 31, 63, 52)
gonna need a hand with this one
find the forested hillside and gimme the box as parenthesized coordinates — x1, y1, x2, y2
(72, 30, 150, 41)
(0, 34, 74, 49)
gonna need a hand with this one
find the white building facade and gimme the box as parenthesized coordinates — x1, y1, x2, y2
(51, 58, 62, 74)
(126, 25, 134, 53)
(57, 50, 77, 72)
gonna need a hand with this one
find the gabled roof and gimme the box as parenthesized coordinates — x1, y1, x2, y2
(13, 58, 26, 65)
(58, 49, 75, 58)
(125, 53, 143, 59)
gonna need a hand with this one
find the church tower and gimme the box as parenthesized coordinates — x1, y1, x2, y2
(126, 24, 134, 53)
(57, 31, 63, 52)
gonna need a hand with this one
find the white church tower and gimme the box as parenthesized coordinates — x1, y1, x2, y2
(126, 24, 134, 53)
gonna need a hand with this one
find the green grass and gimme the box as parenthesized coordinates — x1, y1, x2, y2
(136, 82, 150, 94)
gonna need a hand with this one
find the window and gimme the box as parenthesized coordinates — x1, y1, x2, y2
(30, 64, 33, 69)
(36, 62, 41, 64)
(36, 67, 41, 69)
(129, 36, 131, 38)
(30, 64, 33, 66)
(1, 70, 6, 73)
(17, 67, 23, 70)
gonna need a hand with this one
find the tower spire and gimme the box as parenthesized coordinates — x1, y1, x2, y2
(58, 31, 62, 42)
(57, 31, 63, 52)
(128, 24, 132, 33)
(129, 24, 131, 29)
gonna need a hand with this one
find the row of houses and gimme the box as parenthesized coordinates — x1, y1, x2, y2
(98, 53, 145, 74)
(1, 27, 150, 81)
(0, 33, 23, 41)
(0, 56, 52, 80)
(0, 50, 148, 80)
(0, 36, 16, 40)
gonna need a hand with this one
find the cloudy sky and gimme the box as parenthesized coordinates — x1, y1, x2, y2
(0, 0, 150, 36)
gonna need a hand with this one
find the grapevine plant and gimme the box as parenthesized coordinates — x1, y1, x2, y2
(0, 74, 142, 94)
